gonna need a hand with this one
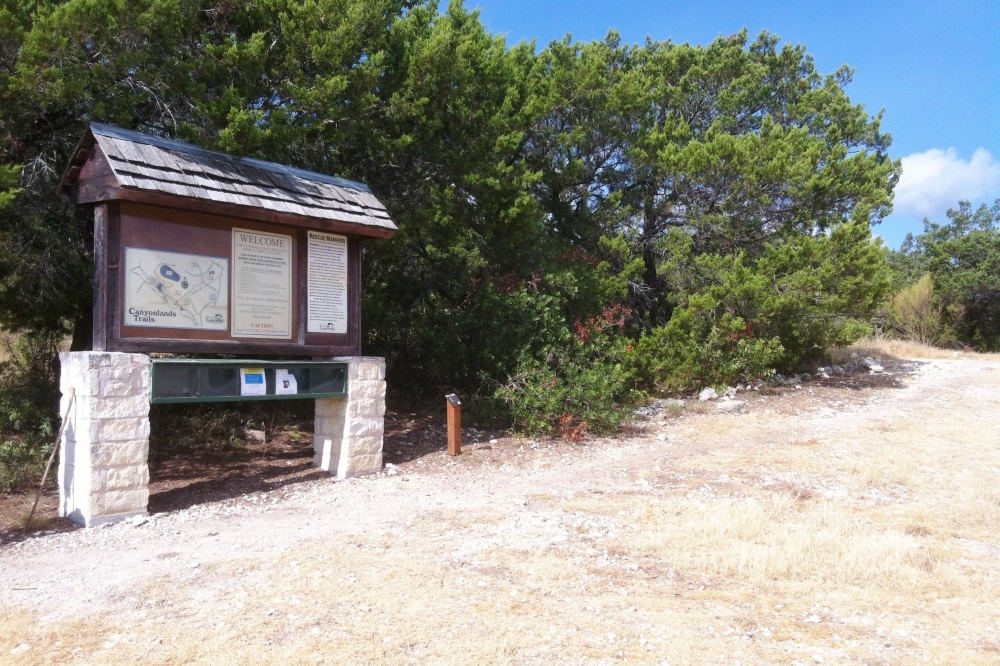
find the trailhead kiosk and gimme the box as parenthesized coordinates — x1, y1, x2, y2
(56, 123, 396, 526)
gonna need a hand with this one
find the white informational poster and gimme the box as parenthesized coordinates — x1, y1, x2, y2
(239, 368, 267, 396)
(232, 228, 293, 338)
(123, 247, 228, 330)
(275, 369, 298, 395)
(306, 231, 349, 334)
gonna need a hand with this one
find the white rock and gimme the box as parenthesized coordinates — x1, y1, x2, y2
(716, 400, 747, 414)
(722, 386, 738, 398)
(804, 614, 822, 623)
(863, 357, 885, 373)
(698, 387, 718, 401)
(239, 428, 266, 444)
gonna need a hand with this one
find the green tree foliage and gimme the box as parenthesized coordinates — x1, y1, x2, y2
(0, 0, 896, 454)
(891, 200, 1000, 350)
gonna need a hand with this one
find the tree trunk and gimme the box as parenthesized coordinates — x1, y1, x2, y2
(641, 200, 661, 325)
(69, 294, 93, 351)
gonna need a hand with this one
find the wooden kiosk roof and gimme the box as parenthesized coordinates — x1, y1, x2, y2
(59, 123, 396, 238)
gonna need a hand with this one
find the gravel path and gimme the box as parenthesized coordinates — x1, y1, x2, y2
(2, 357, 998, 665)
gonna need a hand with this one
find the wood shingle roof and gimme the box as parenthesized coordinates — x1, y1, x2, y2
(59, 123, 396, 238)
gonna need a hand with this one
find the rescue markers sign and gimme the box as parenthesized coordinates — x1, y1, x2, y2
(307, 231, 349, 334)
(231, 229, 293, 339)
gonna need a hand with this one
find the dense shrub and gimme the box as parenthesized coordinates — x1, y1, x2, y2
(495, 306, 641, 438)
(638, 222, 888, 390)
(891, 200, 1000, 350)
(0, 333, 59, 492)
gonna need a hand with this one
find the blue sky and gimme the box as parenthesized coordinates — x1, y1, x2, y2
(473, 0, 1000, 247)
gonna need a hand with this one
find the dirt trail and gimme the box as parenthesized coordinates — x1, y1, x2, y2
(2, 358, 999, 665)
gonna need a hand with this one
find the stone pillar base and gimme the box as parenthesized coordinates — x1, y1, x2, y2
(58, 352, 151, 527)
(314, 356, 386, 478)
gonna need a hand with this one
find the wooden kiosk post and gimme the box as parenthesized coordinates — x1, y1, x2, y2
(56, 123, 396, 526)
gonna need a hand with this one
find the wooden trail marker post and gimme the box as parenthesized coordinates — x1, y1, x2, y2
(55, 123, 396, 526)
(446, 393, 461, 456)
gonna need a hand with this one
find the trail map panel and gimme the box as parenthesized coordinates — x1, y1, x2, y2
(232, 228, 293, 339)
(124, 247, 228, 330)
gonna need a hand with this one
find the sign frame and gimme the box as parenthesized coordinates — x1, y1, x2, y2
(94, 200, 363, 356)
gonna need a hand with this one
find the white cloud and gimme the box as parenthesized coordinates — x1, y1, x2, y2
(894, 147, 1000, 219)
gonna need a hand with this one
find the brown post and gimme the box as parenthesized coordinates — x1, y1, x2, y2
(446, 393, 461, 456)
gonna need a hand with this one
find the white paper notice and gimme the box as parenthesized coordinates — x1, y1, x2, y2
(232, 228, 293, 339)
(275, 369, 298, 395)
(240, 368, 267, 396)
(307, 231, 348, 334)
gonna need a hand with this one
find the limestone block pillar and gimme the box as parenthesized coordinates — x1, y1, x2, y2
(58, 352, 151, 527)
(314, 356, 386, 479)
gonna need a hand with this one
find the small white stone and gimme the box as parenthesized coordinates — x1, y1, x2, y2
(716, 400, 747, 414)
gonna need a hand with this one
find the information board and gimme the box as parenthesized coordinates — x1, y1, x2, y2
(307, 231, 349, 334)
(123, 247, 228, 330)
(96, 201, 366, 355)
(231, 228, 293, 339)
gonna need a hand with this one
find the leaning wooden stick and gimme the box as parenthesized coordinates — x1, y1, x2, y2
(23, 387, 75, 534)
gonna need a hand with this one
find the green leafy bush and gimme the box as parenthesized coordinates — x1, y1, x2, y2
(639, 312, 783, 392)
(0, 332, 59, 492)
(639, 222, 888, 391)
(495, 305, 642, 438)
(0, 437, 51, 493)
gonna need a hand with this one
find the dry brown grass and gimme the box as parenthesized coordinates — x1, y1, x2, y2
(832, 333, 1000, 362)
